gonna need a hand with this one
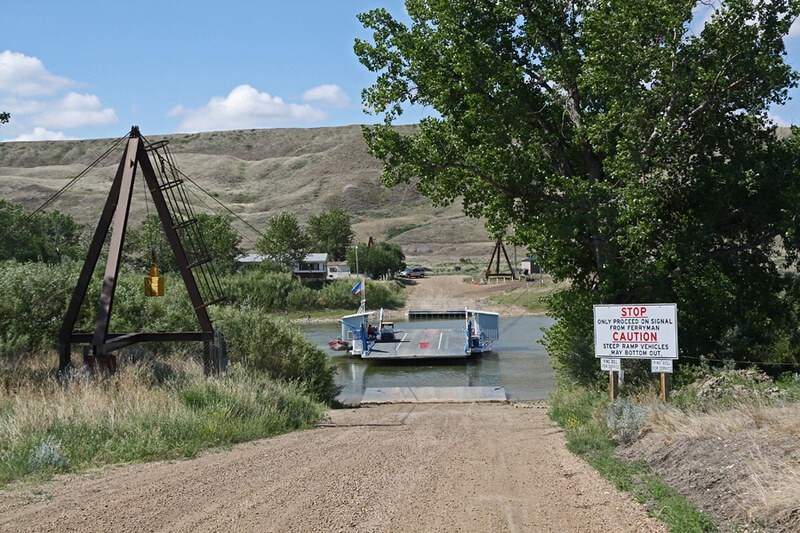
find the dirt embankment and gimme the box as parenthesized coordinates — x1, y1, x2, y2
(0, 404, 666, 532)
(384, 275, 529, 321)
(621, 398, 800, 532)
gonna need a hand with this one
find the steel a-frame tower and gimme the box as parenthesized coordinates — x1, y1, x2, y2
(59, 127, 225, 375)
(484, 238, 516, 280)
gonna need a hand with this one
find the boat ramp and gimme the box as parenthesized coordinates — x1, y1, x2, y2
(361, 386, 507, 403)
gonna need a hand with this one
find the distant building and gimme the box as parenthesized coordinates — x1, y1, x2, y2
(327, 262, 353, 279)
(520, 257, 541, 276)
(294, 253, 328, 280)
(236, 253, 270, 266)
(235, 252, 330, 280)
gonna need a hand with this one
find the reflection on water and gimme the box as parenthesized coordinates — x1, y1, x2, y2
(300, 316, 555, 404)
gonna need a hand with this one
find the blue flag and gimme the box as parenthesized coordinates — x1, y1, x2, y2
(350, 280, 363, 296)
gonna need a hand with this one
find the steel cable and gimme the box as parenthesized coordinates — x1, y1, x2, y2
(0, 132, 130, 244)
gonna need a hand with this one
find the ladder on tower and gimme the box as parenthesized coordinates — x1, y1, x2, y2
(144, 139, 225, 310)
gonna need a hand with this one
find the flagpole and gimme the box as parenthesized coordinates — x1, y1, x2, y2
(360, 274, 366, 313)
(353, 244, 367, 313)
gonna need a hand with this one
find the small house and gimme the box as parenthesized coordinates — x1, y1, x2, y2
(293, 253, 329, 280)
(520, 257, 541, 276)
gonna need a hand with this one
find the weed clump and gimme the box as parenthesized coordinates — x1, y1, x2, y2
(605, 398, 650, 444)
(28, 435, 68, 470)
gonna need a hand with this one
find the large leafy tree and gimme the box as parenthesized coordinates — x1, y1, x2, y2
(347, 241, 406, 279)
(307, 208, 355, 261)
(256, 212, 310, 268)
(0, 200, 83, 263)
(125, 213, 242, 273)
(356, 0, 800, 380)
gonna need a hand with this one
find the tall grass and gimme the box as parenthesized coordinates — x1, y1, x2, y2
(548, 380, 716, 531)
(645, 395, 800, 529)
(0, 353, 326, 486)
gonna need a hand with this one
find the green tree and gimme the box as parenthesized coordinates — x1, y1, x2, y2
(307, 208, 354, 261)
(256, 212, 309, 268)
(348, 241, 406, 279)
(125, 213, 242, 273)
(356, 0, 800, 380)
(0, 200, 83, 263)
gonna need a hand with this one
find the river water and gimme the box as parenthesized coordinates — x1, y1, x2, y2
(300, 316, 556, 404)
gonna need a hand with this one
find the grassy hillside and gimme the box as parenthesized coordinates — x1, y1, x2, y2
(0, 126, 493, 262)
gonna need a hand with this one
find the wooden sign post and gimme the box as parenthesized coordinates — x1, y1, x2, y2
(601, 358, 621, 400)
(651, 359, 673, 401)
(609, 370, 619, 400)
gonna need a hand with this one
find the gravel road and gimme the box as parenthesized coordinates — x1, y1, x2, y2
(0, 403, 665, 532)
(385, 275, 530, 321)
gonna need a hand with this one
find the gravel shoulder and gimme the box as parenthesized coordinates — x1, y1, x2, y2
(0, 403, 666, 532)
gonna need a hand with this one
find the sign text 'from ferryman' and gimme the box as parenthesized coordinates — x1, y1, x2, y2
(594, 304, 678, 359)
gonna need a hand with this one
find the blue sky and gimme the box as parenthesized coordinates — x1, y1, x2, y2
(2, 1, 800, 142)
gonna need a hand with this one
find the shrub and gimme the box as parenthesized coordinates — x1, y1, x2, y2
(0, 262, 76, 352)
(223, 270, 298, 310)
(542, 286, 598, 383)
(605, 398, 650, 444)
(0, 261, 204, 355)
(318, 278, 403, 310)
(225, 270, 404, 312)
(213, 306, 340, 404)
(28, 435, 68, 471)
(670, 366, 788, 412)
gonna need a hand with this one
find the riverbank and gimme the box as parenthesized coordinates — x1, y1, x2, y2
(288, 274, 546, 325)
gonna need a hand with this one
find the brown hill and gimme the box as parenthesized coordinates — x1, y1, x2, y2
(0, 126, 493, 263)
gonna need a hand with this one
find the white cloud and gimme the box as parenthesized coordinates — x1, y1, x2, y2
(0, 51, 117, 140)
(768, 111, 792, 127)
(302, 84, 350, 107)
(0, 50, 75, 96)
(170, 84, 327, 132)
(33, 92, 117, 128)
(10, 127, 69, 142)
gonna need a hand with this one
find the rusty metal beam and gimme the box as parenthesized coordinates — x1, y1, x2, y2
(59, 133, 135, 370)
(135, 139, 218, 373)
(92, 133, 141, 351)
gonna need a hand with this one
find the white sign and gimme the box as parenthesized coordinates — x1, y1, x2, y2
(651, 359, 673, 373)
(601, 358, 621, 372)
(594, 304, 678, 359)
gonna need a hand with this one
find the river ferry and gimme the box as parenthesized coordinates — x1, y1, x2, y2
(338, 307, 500, 360)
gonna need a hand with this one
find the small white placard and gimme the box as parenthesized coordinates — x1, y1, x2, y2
(601, 358, 621, 372)
(651, 359, 673, 373)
